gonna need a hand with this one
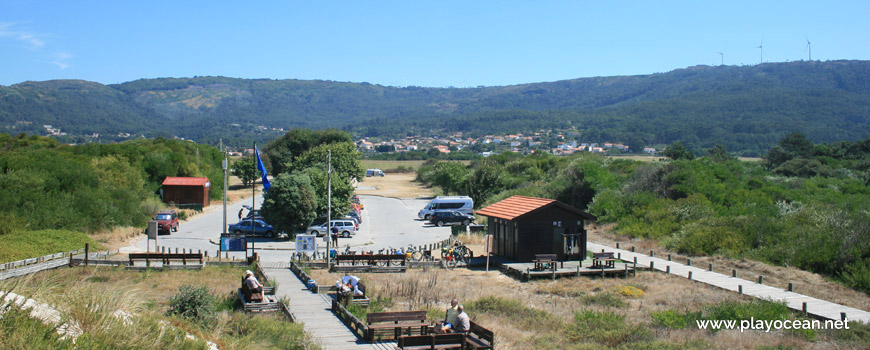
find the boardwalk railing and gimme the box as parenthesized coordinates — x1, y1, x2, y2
(331, 298, 368, 339)
(1, 248, 85, 271)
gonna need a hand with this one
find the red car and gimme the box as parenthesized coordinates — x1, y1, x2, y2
(155, 210, 179, 234)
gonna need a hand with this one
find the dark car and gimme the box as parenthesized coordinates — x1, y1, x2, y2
(429, 211, 475, 227)
(229, 219, 276, 237)
(155, 210, 179, 234)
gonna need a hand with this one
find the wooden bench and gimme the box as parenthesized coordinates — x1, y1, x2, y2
(128, 253, 202, 266)
(366, 310, 429, 342)
(396, 333, 466, 350)
(335, 254, 407, 267)
(592, 252, 616, 268)
(465, 321, 494, 350)
(237, 288, 280, 312)
(532, 254, 559, 271)
(336, 281, 371, 307)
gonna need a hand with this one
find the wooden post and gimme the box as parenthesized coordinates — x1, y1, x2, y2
(687, 258, 691, 266)
(668, 254, 672, 261)
(802, 302, 807, 315)
(616, 242, 620, 249)
(85, 243, 90, 267)
(666, 265, 670, 274)
(618, 252, 621, 259)
(650, 250, 654, 257)
(688, 271, 693, 280)
(631, 246, 635, 252)
(738, 285, 743, 294)
(788, 283, 794, 292)
(649, 261, 654, 270)
(732, 269, 737, 278)
(708, 263, 713, 271)
(841, 312, 847, 321)
(633, 257, 638, 265)
(758, 275, 764, 284)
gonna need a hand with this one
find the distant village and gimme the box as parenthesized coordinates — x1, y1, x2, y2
(355, 130, 659, 157)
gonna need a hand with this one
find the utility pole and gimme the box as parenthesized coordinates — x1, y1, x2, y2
(326, 150, 332, 267)
(221, 139, 227, 235)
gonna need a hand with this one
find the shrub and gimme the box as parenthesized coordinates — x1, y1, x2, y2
(565, 310, 652, 347)
(167, 285, 217, 326)
(614, 285, 645, 298)
(650, 309, 701, 329)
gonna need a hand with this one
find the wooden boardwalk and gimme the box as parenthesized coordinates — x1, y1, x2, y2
(588, 242, 870, 324)
(264, 267, 385, 350)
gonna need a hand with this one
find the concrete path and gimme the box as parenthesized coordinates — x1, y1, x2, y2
(264, 267, 379, 350)
(588, 242, 870, 324)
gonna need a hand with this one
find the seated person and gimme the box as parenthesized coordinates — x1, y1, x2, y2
(244, 270, 265, 302)
(452, 305, 470, 333)
(438, 298, 460, 333)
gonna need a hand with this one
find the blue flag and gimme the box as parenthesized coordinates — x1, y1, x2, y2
(255, 146, 270, 192)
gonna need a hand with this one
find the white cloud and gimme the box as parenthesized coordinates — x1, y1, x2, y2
(50, 52, 72, 69)
(0, 22, 45, 48)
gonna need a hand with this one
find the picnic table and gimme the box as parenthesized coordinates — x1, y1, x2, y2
(532, 254, 559, 271)
(592, 252, 616, 268)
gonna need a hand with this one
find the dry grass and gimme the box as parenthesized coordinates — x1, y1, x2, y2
(306, 266, 859, 349)
(589, 223, 870, 311)
(355, 173, 434, 198)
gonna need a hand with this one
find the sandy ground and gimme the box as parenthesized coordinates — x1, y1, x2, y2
(355, 173, 434, 199)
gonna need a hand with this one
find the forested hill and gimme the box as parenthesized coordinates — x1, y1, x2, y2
(2, 60, 869, 155)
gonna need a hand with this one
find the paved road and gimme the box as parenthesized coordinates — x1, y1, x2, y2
(124, 195, 451, 263)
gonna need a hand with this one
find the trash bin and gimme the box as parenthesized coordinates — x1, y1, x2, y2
(307, 279, 316, 290)
(329, 249, 336, 259)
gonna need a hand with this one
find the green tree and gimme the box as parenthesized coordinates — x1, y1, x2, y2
(662, 142, 695, 161)
(779, 132, 814, 157)
(764, 146, 792, 169)
(707, 144, 733, 163)
(264, 129, 352, 176)
(232, 155, 258, 186)
(432, 161, 468, 195)
(261, 172, 318, 235)
(464, 160, 504, 208)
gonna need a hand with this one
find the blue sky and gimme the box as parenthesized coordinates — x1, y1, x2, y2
(1, 1, 868, 87)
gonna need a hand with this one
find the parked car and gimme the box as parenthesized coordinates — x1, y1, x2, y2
(346, 210, 362, 223)
(154, 210, 179, 234)
(307, 220, 356, 237)
(429, 211, 475, 227)
(366, 168, 385, 177)
(229, 219, 276, 237)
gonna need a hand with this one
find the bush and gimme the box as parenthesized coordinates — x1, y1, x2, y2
(565, 310, 652, 347)
(651, 309, 701, 329)
(167, 285, 217, 326)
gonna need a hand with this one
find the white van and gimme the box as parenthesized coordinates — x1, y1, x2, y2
(366, 168, 385, 177)
(417, 196, 474, 220)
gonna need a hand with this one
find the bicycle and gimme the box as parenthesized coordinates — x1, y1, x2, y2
(404, 244, 425, 262)
(442, 242, 471, 269)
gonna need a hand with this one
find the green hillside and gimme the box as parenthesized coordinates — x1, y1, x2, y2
(2, 60, 869, 154)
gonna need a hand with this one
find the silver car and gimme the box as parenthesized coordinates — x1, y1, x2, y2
(307, 220, 357, 237)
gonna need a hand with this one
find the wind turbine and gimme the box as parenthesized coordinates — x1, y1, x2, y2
(805, 39, 812, 61)
(756, 40, 764, 63)
(717, 52, 724, 65)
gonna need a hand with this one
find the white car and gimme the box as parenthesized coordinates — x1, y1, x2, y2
(307, 220, 357, 237)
